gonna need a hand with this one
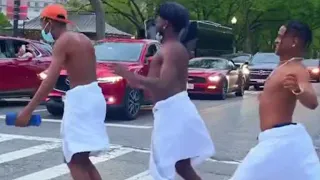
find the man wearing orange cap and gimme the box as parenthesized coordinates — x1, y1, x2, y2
(15, 4, 109, 180)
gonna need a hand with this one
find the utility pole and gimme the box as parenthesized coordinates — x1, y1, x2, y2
(13, 0, 20, 37)
(89, 0, 105, 40)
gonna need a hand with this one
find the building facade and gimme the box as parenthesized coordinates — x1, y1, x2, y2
(0, 0, 67, 23)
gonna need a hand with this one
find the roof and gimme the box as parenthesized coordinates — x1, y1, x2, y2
(17, 12, 131, 36)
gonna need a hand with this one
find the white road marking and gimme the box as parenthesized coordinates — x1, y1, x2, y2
(34, 109, 47, 113)
(0, 133, 243, 179)
(0, 143, 61, 164)
(13, 148, 133, 180)
(0, 133, 61, 143)
(125, 171, 153, 180)
(0, 135, 16, 142)
(0, 133, 242, 166)
(0, 116, 153, 129)
(39, 118, 153, 129)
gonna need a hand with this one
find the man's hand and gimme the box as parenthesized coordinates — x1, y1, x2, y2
(110, 64, 144, 89)
(283, 74, 301, 93)
(15, 107, 32, 127)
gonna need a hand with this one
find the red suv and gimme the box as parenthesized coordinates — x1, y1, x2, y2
(0, 36, 52, 99)
(42, 38, 160, 120)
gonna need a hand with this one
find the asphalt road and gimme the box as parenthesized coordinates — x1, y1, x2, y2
(0, 84, 319, 180)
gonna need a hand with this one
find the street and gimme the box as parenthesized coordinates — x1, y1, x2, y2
(0, 84, 319, 180)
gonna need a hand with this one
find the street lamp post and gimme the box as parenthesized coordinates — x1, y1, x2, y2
(231, 16, 237, 53)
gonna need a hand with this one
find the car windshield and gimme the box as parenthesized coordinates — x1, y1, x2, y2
(188, 58, 226, 69)
(303, 59, 319, 66)
(34, 42, 52, 51)
(251, 53, 279, 64)
(231, 55, 250, 63)
(94, 42, 143, 62)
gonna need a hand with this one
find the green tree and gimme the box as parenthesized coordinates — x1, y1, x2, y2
(0, 13, 11, 28)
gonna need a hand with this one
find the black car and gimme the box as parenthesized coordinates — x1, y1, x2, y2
(248, 53, 279, 90)
(221, 53, 252, 89)
(303, 59, 320, 82)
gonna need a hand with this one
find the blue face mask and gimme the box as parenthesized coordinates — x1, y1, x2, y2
(41, 23, 55, 43)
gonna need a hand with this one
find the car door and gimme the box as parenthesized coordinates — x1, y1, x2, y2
(0, 39, 21, 93)
(227, 60, 239, 90)
(6, 39, 40, 92)
(141, 43, 158, 102)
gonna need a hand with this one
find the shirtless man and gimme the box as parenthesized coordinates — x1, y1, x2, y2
(15, 4, 109, 180)
(231, 20, 320, 180)
(112, 2, 214, 180)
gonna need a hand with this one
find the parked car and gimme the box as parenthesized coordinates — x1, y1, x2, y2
(221, 53, 252, 89)
(303, 59, 320, 82)
(42, 38, 160, 120)
(247, 52, 279, 90)
(0, 36, 52, 99)
(187, 57, 245, 100)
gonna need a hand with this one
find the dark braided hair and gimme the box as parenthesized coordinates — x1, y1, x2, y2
(286, 20, 312, 48)
(157, 2, 190, 33)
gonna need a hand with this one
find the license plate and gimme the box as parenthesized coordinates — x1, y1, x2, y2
(252, 79, 265, 83)
(187, 83, 194, 89)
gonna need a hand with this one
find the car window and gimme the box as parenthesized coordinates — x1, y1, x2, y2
(33, 42, 52, 56)
(0, 40, 9, 58)
(94, 42, 144, 62)
(303, 59, 319, 66)
(251, 53, 279, 64)
(5, 39, 40, 58)
(188, 58, 227, 69)
(146, 44, 157, 57)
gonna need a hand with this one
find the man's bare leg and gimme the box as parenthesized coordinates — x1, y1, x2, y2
(87, 158, 102, 180)
(175, 159, 201, 180)
(67, 152, 102, 180)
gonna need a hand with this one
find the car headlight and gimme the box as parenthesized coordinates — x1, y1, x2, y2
(208, 75, 221, 82)
(38, 71, 48, 80)
(97, 76, 123, 83)
(311, 68, 319, 74)
(243, 68, 250, 75)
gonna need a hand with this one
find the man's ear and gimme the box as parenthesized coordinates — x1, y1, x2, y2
(293, 37, 300, 47)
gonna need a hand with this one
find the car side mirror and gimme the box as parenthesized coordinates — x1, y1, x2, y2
(144, 57, 152, 65)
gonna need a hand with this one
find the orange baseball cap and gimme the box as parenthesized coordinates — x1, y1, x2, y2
(40, 4, 72, 24)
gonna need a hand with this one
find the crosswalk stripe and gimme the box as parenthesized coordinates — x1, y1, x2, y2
(0, 135, 16, 142)
(13, 147, 133, 180)
(0, 116, 153, 129)
(0, 133, 61, 143)
(125, 171, 152, 180)
(0, 143, 61, 164)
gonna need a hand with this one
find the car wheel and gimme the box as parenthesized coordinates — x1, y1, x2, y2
(235, 78, 245, 97)
(254, 85, 261, 90)
(217, 80, 228, 100)
(244, 84, 250, 90)
(46, 104, 63, 116)
(120, 88, 142, 120)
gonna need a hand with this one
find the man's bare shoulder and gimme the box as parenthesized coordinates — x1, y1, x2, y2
(162, 41, 188, 59)
(286, 61, 309, 76)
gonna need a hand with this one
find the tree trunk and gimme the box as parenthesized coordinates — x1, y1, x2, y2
(89, 0, 105, 40)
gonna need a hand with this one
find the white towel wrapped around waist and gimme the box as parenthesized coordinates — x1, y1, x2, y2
(230, 123, 320, 180)
(61, 81, 109, 163)
(149, 91, 215, 180)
